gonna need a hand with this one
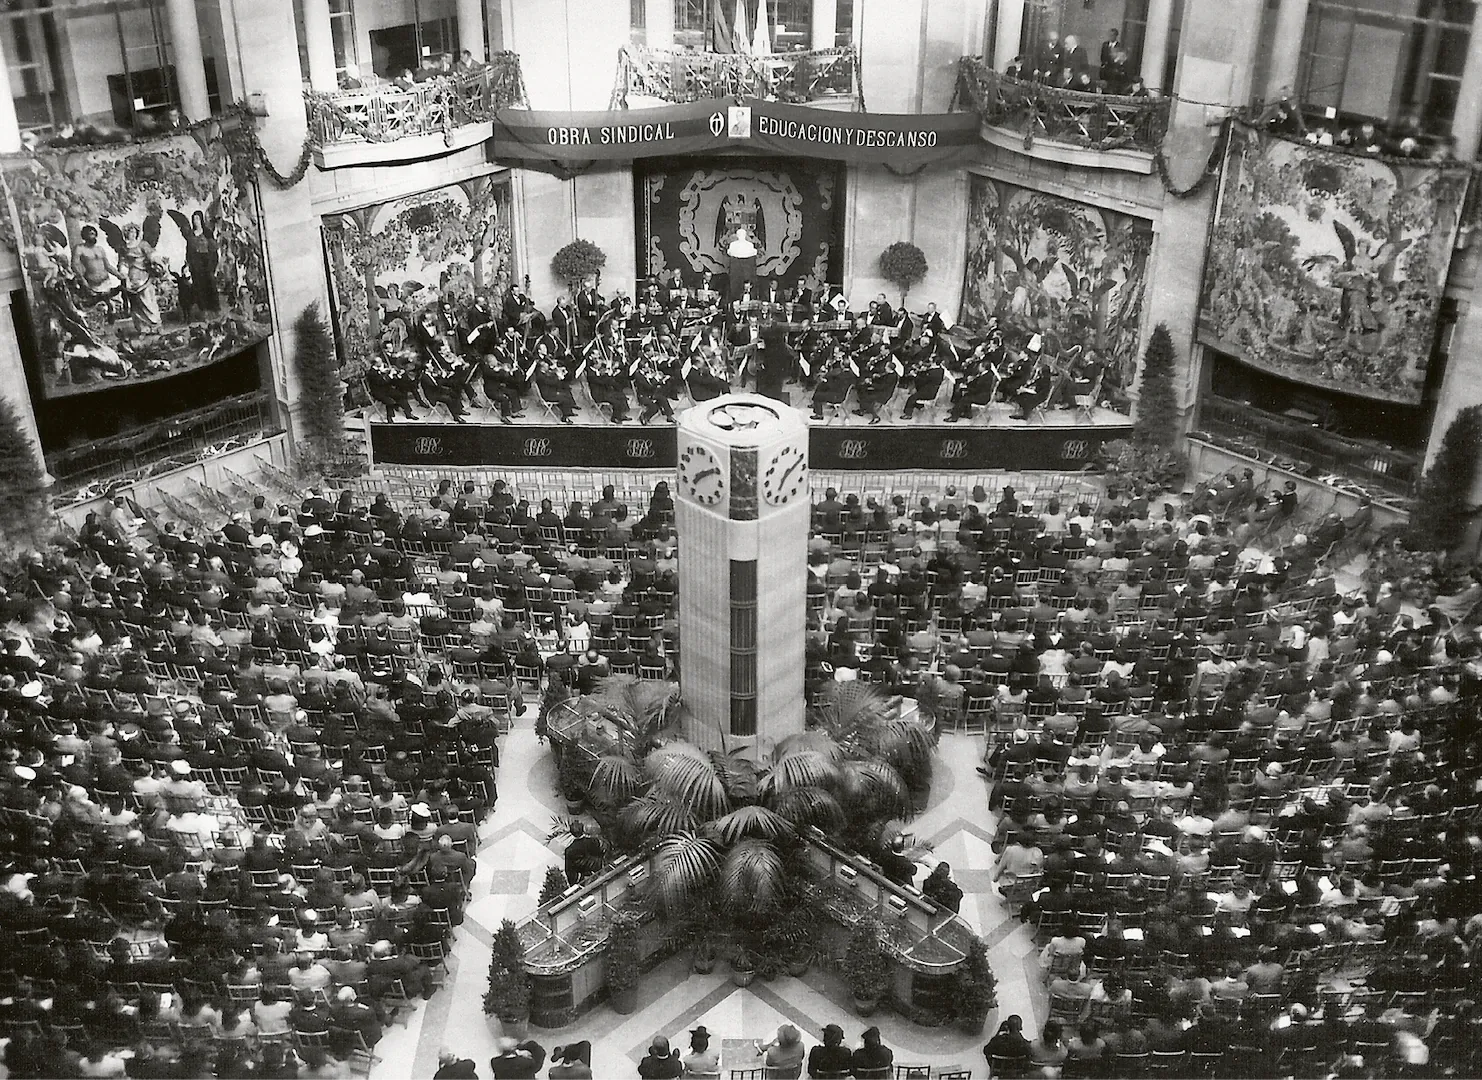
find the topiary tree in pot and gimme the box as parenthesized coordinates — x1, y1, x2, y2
(538, 865, 569, 907)
(841, 918, 892, 1016)
(953, 935, 998, 1034)
(551, 239, 607, 295)
(483, 918, 531, 1038)
(604, 908, 643, 1014)
(878, 241, 928, 306)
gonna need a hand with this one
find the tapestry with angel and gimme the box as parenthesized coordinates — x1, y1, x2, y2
(1199, 122, 1468, 404)
(959, 176, 1153, 406)
(322, 175, 513, 380)
(3, 124, 272, 397)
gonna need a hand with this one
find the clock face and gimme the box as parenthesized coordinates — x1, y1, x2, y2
(678, 444, 726, 506)
(762, 444, 807, 506)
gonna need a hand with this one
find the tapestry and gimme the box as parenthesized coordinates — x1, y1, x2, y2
(1199, 123, 1467, 404)
(960, 176, 1152, 404)
(4, 127, 271, 398)
(323, 174, 513, 374)
(638, 157, 840, 289)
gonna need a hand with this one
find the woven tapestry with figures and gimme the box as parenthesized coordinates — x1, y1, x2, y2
(1199, 122, 1468, 404)
(960, 176, 1153, 409)
(4, 126, 272, 398)
(323, 175, 513, 379)
(637, 157, 842, 291)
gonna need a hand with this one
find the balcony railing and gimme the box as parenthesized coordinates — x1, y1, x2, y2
(611, 44, 858, 108)
(305, 53, 527, 148)
(1194, 395, 1419, 501)
(955, 56, 1169, 155)
(47, 391, 276, 493)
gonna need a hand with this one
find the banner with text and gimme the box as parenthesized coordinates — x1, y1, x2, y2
(491, 99, 980, 168)
(369, 421, 1128, 472)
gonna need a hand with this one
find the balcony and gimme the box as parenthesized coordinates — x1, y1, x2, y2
(305, 53, 528, 169)
(954, 57, 1169, 172)
(611, 44, 858, 109)
(48, 392, 276, 496)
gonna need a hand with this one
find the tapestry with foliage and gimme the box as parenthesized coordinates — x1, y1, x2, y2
(637, 157, 842, 289)
(1199, 123, 1467, 404)
(3, 125, 272, 398)
(960, 175, 1152, 408)
(322, 174, 513, 379)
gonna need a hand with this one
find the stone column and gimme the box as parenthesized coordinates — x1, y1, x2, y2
(164, 0, 211, 120)
(995, 0, 1024, 69)
(458, 0, 487, 61)
(301, 0, 338, 92)
(811, 0, 837, 50)
(644, 0, 675, 48)
(0, 26, 20, 152)
(1140, 0, 1174, 92)
(1450, 5, 1482, 161)
(0, 292, 50, 484)
(1264, 0, 1309, 101)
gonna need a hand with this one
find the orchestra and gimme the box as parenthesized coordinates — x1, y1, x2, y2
(360, 270, 1109, 426)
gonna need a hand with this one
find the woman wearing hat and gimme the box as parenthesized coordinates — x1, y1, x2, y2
(807, 1025, 852, 1078)
(681, 1027, 718, 1078)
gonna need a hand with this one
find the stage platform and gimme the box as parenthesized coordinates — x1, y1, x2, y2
(361, 392, 1131, 472)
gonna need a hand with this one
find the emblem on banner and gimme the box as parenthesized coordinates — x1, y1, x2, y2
(838, 439, 869, 461)
(625, 438, 656, 459)
(522, 437, 553, 458)
(939, 439, 968, 461)
(413, 437, 443, 457)
(727, 106, 752, 139)
(1060, 439, 1090, 461)
(709, 111, 726, 138)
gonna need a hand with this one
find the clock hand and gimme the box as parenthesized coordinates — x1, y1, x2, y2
(694, 467, 721, 483)
(778, 458, 802, 489)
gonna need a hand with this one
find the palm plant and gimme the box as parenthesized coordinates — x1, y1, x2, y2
(590, 684, 923, 920)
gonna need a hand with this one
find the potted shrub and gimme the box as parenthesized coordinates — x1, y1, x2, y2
(538, 865, 569, 907)
(729, 944, 756, 987)
(763, 896, 820, 978)
(878, 241, 928, 306)
(953, 936, 998, 1035)
(558, 748, 590, 815)
(551, 238, 607, 294)
(483, 919, 531, 1039)
(841, 918, 891, 1016)
(604, 909, 642, 1014)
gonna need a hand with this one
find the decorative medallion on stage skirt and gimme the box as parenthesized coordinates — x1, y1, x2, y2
(641, 159, 840, 290)
(3, 125, 272, 397)
(959, 176, 1152, 411)
(323, 176, 514, 376)
(1199, 122, 1467, 404)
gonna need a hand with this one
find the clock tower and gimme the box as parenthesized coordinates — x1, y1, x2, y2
(675, 393, 809, 759)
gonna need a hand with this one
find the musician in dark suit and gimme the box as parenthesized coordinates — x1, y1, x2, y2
(532, 347, 577, 423)
(946, 342, 1002, 422)
(584, 328, 633, 423)
(754, 325, 793, 402)
(634, 342, 680, 423)
(502, 285, 534, 334)
(854, 341, 899, 424)
(1011, 359, 1054, 421)
(810, 347, 855, 420)
(462, 296, 499, 356)
(684, 333, 730, 402)
(575, 282, 603, 343)
(920, 303, 947, 337)
(901, 331, 948, 419)
(477, 342, 525, 423)
(550, 295, 579, 355)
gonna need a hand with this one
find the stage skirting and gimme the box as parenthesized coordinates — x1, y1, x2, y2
(368, 422, 1131, 472)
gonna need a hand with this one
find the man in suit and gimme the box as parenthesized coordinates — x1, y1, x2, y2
(550, 294, 579, 354)
(575, 282, 603, 343)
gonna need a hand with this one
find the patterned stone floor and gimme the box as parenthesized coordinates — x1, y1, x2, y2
(371, 714, 1037, 1078)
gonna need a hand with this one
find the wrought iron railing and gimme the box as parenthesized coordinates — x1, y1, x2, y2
(1193, 395, 1419, 500)
(47, 392, 277, 492)
(611, 44, 858, 108)
(954, 56, 1169, 154)
(305, 53, 528, 148)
